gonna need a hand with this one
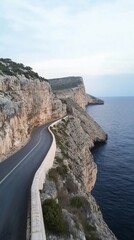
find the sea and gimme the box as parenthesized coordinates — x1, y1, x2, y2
(87, 97, 134, 240)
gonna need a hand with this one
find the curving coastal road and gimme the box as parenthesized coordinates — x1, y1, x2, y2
(0, 122, 53, 240)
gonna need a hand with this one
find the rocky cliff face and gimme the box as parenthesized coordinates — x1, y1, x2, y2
(0, 60, 98, 160)
(0, 59, 67, 160)
(53, 99, 107, 192)
(0, 75, 52, 159)
(87, 94, 104, 105)
(48, 77, 88, 108)
(41, 101, 117, 240)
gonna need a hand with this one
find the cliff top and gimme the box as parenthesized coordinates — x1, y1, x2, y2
(48, 76, 83, 91)
(0, 58, 46, 81)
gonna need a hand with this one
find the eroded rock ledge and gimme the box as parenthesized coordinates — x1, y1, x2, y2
(87, 94, 104, 105)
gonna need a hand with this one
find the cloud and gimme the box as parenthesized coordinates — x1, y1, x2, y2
(31, 53, 134, 79)
(0, 0, 134, 76)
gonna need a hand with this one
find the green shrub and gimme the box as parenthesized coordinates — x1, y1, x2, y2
(81, 219, 99, 240)
(70, 196, 83, 208)
(0, 58, 47, 80)
(55, 156, 63, 163)
(57, 165, 68, 178)
(48, 164, 68, 182)
(48, 168, 58, 182)
(82, 220, 95, 233)
(42, 199, 65, 234)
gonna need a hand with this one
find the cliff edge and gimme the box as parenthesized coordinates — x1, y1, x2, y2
(48, 76, 88, 108)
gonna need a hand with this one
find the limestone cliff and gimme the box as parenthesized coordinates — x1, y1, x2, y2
(0, 60, 99, 160)
(0, 59, 66, 160)
(41, 101, 117, 240)
(87, 94, 104, 105)
(48, 77, 88, 108)
(0, 75, 51, 159)
(0, 59, 117, 240)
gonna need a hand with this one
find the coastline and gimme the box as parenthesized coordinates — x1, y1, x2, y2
(41, 99, 117, 240)
(0, 65, 117, 239)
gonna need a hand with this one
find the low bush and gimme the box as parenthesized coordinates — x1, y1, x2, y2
(42, 199, 65, 234)
(48, 168, 58, 182)
(57, 165, 68, 178)
(70, 196, 83, 208)
(81, 219, 99, 240)
(55, 156, 63, 163)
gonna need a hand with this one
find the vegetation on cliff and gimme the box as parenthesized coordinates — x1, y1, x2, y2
(43, 117, 100, 239)
(42, 199, 66, 234)
(48, 76, 83, 90)
(0, 58, 46, 80)
(41, 103, 116, 240)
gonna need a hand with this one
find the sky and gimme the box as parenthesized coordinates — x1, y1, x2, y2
(0, 0, 134, 96)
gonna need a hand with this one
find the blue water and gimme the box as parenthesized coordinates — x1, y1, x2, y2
(87, 97, 134, 240)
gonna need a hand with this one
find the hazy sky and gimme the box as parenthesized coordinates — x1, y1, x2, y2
(0, 0, 134, 96)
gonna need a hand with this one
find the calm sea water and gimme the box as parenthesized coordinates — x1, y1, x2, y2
(87, 97, 134, 240)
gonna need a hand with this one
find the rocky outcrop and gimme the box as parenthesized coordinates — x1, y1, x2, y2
(48, 77, 88, 109)
(48, 77, 104, 108)
(41, 102, 117, 240)
(87, 94, 104, 105)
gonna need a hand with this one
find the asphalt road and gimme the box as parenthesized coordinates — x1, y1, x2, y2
(0, 122, 53, 240)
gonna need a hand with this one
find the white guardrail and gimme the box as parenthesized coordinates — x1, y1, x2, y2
(31, 119, 62, 240)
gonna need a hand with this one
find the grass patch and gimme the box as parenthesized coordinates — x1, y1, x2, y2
(50, 126, 69, 159)
(48, 164, 68, 182)
(42, 199, 66, 234)
(0, 58, 46, 80)
(48, 168, 58, 182)
(57, 165, 68, 178)
(55, 156, 63, 163)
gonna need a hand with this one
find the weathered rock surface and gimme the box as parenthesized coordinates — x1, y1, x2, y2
(0, 75, 52, 159)
(87, 94, 104, 105)
(48, 77, 88, 108)
(0, 73, 68, 160)
(0, 63, 93, 160)
(41, 101, 117, 240)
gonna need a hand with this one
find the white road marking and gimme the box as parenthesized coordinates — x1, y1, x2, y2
(0, 127, 46, 185)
